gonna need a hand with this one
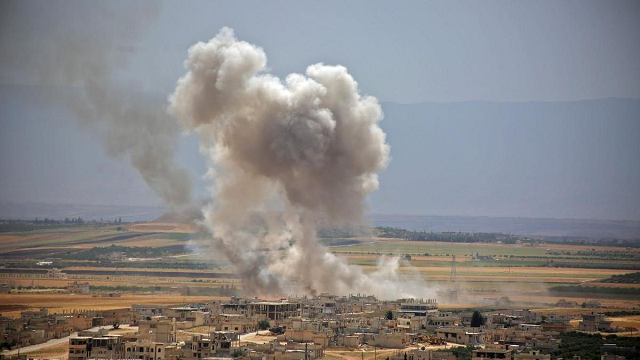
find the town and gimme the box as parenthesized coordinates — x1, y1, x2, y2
(1, 291, 638, 360)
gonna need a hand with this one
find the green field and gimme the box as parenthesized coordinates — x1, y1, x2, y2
(0, 222, 638, 308)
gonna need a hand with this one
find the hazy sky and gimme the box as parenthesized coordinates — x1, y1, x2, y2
(1, 0, 639, 220)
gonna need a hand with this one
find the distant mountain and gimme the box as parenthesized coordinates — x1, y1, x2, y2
(0, 202, 163, 222)
(371, 98, 640, 221)
(368, 213, 640, 239)
(1, 202, 637, 239)
(2, 83, 638, 225)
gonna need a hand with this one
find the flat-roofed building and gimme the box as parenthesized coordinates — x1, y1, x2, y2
(124, 339, 165, 359)
(69, 336, 91, 360)
(248, 301, 300, 321)
(473, 347, 512, 360)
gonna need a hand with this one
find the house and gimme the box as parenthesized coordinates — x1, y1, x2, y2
(124, 339, 166, 359)
(437, 327, 484, 345)
(69, 336, 91, 360)
(556, 299, 578, 307)
(248, 301, 301, 321)
(67, 281, 90, 294)
(579, 312, 614, 332)
(514, 350, 551, 360)
(138, 317, 177, 343)
(473, 346, 512, 360)
(584, 300, 602, 308)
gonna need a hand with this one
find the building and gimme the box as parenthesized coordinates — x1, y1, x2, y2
(584, 300, 602, 308)
(124, 339, 166, 359)
(556, 299, 578, 307)
(514, 350, 551, 360)
(138, 317, 177, 343)
(398, 299, 438, 317)
(165, 307, 206, 329)
(541, 313, 571, 332)
(579, 312, 614, 332)
(69, 336, 91, 360)
(248, 301, 300, 321)
(473, 347, 512, 360)
(46, 268, 67, 279)
(0, 283, 12, 293)
(68, 281, 90, 294)
(69, 335, 125, 360)
(89, 335, 125, 359)
(436, 327, 484, 345)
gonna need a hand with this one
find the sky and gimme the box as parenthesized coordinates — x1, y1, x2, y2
(1, 0, 639, 220)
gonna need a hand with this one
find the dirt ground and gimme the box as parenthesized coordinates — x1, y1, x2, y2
(0, 294, 226, 318)
(241, 331, 279, 344)
(129, 222, 197, 233)
(608, 315, 640, 329)
(14, 341, 69, 360)
(323, 343, 462, 360)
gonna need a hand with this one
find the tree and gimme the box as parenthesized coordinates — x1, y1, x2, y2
(232, 349, 245, 358)
(385, 310, 394, 320)
(258, 320, 270, 330)
(470, 311, 484, 327)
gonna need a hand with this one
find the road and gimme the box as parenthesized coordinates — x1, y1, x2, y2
(1, 325, 132, 356)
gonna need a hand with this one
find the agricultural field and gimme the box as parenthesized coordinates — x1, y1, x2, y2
(0, 220, 639, 317)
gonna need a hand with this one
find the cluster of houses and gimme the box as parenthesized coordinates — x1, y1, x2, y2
(0, 293, 629, 360)
(0, 307, 130, 350)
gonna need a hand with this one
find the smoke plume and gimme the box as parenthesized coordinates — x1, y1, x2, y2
(1, 2, 192, 207)
(170, 28, 430, 299)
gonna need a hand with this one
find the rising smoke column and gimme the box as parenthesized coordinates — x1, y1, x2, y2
(1, 2, 192, 207)
(55, 5, 192, 207)
(170, 28, 427, 298)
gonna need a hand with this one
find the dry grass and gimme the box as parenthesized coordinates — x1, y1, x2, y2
(608, 315, 640, 329)
(16, 341, 69, 359)
(114, 237, 186, 247)
(0, 294, 228, 318)
(129, 222, 197, 233)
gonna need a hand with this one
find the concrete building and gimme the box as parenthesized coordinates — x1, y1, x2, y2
(556, 299, 578, 307)
(166, 307, 206, 329)
(248, 301, 300, 321)
(68, 281, 90, 294)
(89, 335, 124, 359)
(473, 347, 512, 360)
(398, 299, 438, 317)
(69, 336, 91, 360)
(214, 313, 258, 333)
(514, 350, 551, 360)
(436, 327, 484, 345)
(69, 335, 125, 360)
(541, 313, 571, 332)
(138, 317, 176, 343)
(131, 304, 166, 319)
(124, 339, 166, 359)
(579, 312, 614, 332)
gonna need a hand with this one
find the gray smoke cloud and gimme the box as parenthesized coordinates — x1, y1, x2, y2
(55, 7, 192, 207)
(170, 28, 433, 299)
(1, 2, 192, 207)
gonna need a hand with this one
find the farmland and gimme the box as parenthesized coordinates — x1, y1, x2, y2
(0, 220, 639, 317)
